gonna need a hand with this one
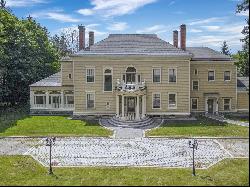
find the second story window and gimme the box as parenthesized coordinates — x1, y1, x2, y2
(224, 71, 231, 81)
(104, 69, 112, 92)
(153, 68, 161, 83)
(194, 69, 198, 75)
(208, 70, 215, 81)
(169, 68, 177, 83)
(192, 81, 199, 91)
(86, 68, 95, 83)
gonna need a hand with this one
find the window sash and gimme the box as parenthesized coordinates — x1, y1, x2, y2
(153, 69, 161, 83)
(224, 99, 231, 110)
(224, 71, 231, 81)
(153, 94, 161, 108)
(169, 69, 176, 83)
(208, 71, 215, 81)
(86, 69, 95, 83)
(35, 96, 46, 105)
(87, 93, 95, 109)
(193, 81, 199, 90)
(191, 99, 198, 110)
(104, 75, 112, 91)
(169, 94, 176, 107)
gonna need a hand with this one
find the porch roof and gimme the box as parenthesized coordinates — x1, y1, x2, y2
(30, 72, 61, 87)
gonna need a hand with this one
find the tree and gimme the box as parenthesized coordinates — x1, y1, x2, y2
(0, 0, 6, 9)
(0, 9, 60, 105)
(221, 41, 231, 56)
(235, 0, 249, 76)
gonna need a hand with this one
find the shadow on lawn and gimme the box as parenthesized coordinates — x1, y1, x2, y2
(162, 116, 227, 127)
(0, 104, 31, 133)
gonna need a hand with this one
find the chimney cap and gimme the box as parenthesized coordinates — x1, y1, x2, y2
(180, 24, 186, 28)
(78, 25, 85, 29)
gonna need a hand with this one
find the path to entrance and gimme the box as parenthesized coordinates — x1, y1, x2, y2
(206, 114, 249, 127)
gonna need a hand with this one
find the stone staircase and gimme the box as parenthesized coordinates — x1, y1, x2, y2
(99, 116, 164, 129)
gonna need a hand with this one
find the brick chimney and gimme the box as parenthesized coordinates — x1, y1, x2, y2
(173, 30, 178, 48)
(78, 25, 85, 51)
(89, 31, 94, 47)
(180, 24, 186, 50)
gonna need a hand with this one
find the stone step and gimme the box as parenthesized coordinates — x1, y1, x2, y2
(109, 117, 152, 126)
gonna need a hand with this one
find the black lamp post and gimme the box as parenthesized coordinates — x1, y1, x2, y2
(46, 137, 56, 175)
(188, 139, 198, 176)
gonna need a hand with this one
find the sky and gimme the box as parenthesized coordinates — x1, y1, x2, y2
(6, 0, 249, 53)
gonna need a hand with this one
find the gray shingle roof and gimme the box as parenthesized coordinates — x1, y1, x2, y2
(186, 47, 232, 61)
(30, 72, 61, 87)
(74, 34, 192, 57)
(237, 77, 249, 91)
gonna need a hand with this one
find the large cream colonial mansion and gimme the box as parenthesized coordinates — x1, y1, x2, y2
(30, 24, 249, 121)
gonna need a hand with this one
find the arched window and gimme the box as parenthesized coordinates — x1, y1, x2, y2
(125, 67, 136, 83)
(104, 68, 112, 92)
(126, 67, 136, 73)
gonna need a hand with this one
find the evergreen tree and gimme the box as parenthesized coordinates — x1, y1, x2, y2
(235, 0, 249, 76)
(221, 41, 231, 56)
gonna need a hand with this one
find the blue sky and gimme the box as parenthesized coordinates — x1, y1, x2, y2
(7, 0, 249, 53)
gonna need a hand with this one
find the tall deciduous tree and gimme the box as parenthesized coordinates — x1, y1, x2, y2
(235, 0, 249, 76)
(0, 9, 60, 105)
(221, 41, 231, 56)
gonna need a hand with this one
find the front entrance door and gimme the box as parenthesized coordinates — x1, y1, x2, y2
(207, 99, 214, 114)
(127, 97, 136, 120)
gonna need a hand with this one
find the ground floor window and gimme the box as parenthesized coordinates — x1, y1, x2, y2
(86, 92, 95, 109)
(152, 93, 161, 109)
(191, 98, 198, 110)
(224, 98, 231, 111)
(34, 95, 46, 105)
(168, 93, 177, 109)
(66, 95, 74, 104)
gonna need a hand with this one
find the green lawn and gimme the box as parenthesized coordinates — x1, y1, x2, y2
(146, 116, 249, 137)
(0, 116, 112, 137)
(0, 105, 112, 137)
(0, 156, 248, 186)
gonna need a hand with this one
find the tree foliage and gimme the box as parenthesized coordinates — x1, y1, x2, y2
(235, 0, 249, 76)
(221, 41, 231, 56)
(0, 9, 60, 105)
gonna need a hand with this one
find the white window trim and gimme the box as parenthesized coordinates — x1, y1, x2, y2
(168, 92, 177, 109)
(192, 80, 199, 91)
(168, 68, 177, 83)
(103, 67, 113, 93)
(191, 98, 198, 110)
(34, 94, 46, 105)
(224, 71, 231, 82)
(208, 69, 215, 82)
(152, 92, 161, 109)
(152, 67, 161, 83)
(86, 91, 95, 110)
(194, 69, 198, 75)
(223, 98, 231, 111)
(86, 67, 95, 83)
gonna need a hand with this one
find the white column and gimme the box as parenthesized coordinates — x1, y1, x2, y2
(215, 98, 219, 114)
(122, 95, 125, 119)
(205, 97, 208, 114)
(61, 91, 64, 109)
(116, 95, 119, 117)
(46, 91, 49, 109)
(30, 91, 34, 108)
(136, 95, 140, 120)
(142, 95, 146, 118)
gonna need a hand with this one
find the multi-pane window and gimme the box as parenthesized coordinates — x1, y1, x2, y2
(153, 68, 161, 83)
(191, 98, 198, 110)
(224, 98, 231, 111)
(86, 68, 95, 83)
(168, 93, 177, 109)
(152, 93, 161, 109)
(192, 81, 199, 90)
(104, 69, 112, 92)
(86, 93, 95, 109)
(208, 71, 215, 81)
(34, 96, 46, 105)
(169, 69, 177, 83)
(224, 71, 231, 81)
(66, 96, 74, 105)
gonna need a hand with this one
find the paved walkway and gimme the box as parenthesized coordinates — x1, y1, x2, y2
(113, 128, 144, 139)
(24, 138, 248, 168)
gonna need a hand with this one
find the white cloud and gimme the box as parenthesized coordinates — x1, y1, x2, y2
(136, 25, 170, 34)
(107, 22, 128, 31)
(189, 29, 203, 33)
(200, 26, 221, 31)
(236, 10, 249, 16)
(189, 17, 226, 26)
(6, 0, 47, 7)
(77, 0, 158, 18)
(31, 10, 80, 23)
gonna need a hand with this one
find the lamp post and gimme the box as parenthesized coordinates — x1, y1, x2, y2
(188, 139, 198, 176)
(46, 137, 56, 175)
